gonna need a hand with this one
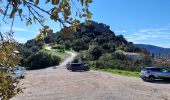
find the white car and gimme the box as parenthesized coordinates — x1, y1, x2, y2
(12, 66, 26, 79)
(140, 67, 170, 81)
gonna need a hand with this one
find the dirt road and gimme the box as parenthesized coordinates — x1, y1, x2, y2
(11, 51, 170, 100)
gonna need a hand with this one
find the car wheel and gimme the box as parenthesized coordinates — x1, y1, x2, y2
(85, 68, 89, 71)
(67, 67, 70, 70)
(71, 69, 76, 72)
(141, 77, 146, 81)
(21, 75, 25, 79)
(148, 76, 155, 82)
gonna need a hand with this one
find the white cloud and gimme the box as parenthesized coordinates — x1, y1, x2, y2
(124, 25, 170, 48)
(1, 26, 38, 34)
(14, 37, 27, 43)
(2, 26, 26, 32)
(1, 26, 38, 43)
(126, 27, 170, 41)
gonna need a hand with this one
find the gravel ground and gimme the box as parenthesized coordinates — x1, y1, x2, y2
(11, 52, 170, 100)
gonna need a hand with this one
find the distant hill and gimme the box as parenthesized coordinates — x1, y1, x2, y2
(135, 44, 170, 57)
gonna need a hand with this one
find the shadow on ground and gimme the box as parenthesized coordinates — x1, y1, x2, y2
(69, 70, 90, 72)
(148, 79, 170, 84)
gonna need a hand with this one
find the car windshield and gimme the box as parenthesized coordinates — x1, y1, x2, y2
(149, 68, 161, 72)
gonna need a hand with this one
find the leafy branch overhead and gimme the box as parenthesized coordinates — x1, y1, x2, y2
(0, 0, 92, 33)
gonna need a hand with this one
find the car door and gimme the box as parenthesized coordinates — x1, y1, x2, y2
(166, 71, 170, 78)
(163, 69, 170, 78)
(160, 68, 170, 78)
(151, 68, 162, 78)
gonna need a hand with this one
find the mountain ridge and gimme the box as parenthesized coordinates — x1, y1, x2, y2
(135, 44, 170, 57)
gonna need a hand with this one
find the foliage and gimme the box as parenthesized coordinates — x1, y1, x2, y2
(25, 39, 44, 48)
(76, 50, 150, 71)
(89, 45, 102, 60)
(0, 33, 21, 100)
(0, 0, 93, 39)
(96, 69, 140, 77)
(18, 40, 63, 70)
(96, 53, 130, 70)
(64, 40, 72, 50)
(44, 21, 148, 54)
(0, 42, 20, 67)
(51, 44, 65, 51)
(72, 39, 89, 51)
(25, 49, 61, 70)
(152, 59, 170, 70)
(0, 71, 22, 100)
(114, 51, 127, 61)
(50, 49, 70, 60)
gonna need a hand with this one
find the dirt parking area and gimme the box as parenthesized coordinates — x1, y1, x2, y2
(11, 67, 170, 100)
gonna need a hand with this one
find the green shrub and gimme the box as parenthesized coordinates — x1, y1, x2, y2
(93, 53, 143, 71)
(52, 45, 65, 50)
(64, 40, 72, 50)
(0, 71, 21, 100)
(89, 45, 102, 60)
(72, 39, 89, 52)
(26, 50, 61, 70)
(96, 53, 114, 69)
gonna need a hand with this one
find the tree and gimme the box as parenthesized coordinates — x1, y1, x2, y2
(0, 0, 92, 39)
(0, 33, 22, 100)
(0, 0, 93, 99)
(89, 45, 102, 60)
(72, 39, 88, 51)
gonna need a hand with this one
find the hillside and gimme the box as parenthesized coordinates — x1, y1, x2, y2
(43, 21, 152, 71)
(135, 44, 170, 58)
(45, 21, 147, 54)
(17, 21, 152, 71)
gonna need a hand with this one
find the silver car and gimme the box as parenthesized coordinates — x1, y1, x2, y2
(140, 67, 170, 81)
(0, 66, 26, 79)
(12, 66, 26, 79)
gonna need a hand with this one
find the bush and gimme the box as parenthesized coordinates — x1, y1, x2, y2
(26, 50, 61, 70)
(96, 53, 115, 69)
(64, 40, 72, 50)
(0, 71, 21, 100)
(31, 46, 40, 52)
(72, 39, 89, 51)
(52, 45, 65, 50)
(89, 45, 102, 60)
(93, 53, 143, 71)
(51, 45, 65, 52)
(114, 50, 127, 60)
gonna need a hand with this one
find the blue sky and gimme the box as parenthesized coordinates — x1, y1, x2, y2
(1, 0, 170, 48)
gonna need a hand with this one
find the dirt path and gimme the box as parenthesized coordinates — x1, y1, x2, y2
(11, 46, 170, 100)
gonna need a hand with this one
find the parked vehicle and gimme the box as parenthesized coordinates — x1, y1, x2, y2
(140, 67, 170, 81)
(12, 66, 26, 79)
(0, 66, 26, 79)
(67, 63, 90, 71)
